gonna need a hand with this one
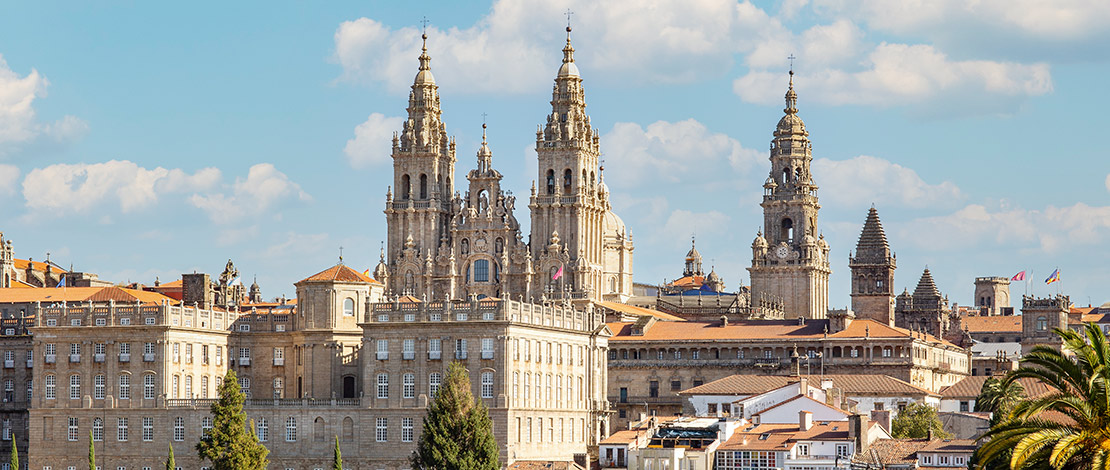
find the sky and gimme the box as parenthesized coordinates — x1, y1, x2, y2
(1, 1, 1109, 309)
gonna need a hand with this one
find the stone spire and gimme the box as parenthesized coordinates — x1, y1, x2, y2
(539, 25, 598, 152)
(914, 268, 941, 299)
(476, 123, 492, 173)
(854, 206, 892, 261)
(397, 32, 452, 158)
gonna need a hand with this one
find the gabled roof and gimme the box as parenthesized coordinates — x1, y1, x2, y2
(605, 318, 958, 347)
(599, 429, 645, 445)
(0, 286, 175, 305)
(961, 314, 1022, 333)
(13, 259, 66, 273)
(920, 438, 977, 453)
(298, 264, 379, 284)
(679, 375, 798, 395)
(939, 375, 1055, 399)
(855, 439, 931, 465)
(752, 395, 849, 420)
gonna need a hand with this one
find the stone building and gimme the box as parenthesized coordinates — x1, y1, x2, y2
(748, 72, 831, 320)
(894, 268, 957, 340)
(972, 276, 1012, 316)
(0, 232, 65, 289)
(1020, 295, 1070, 355)
(849, 207, 896, 326)
(604, 316, 970, 430)
(382, 29, 633, 305)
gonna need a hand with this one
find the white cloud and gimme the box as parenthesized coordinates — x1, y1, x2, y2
(0, 164, 18, 195)
(189, 163, 311, 224)
(344, 113, 404, 168)
(812, 155, 963, 209)
(333, 0, 757, 94)
(735, 43, 1052, 113)
(0, 55, 86, 153)
(602, 119, 762, 189)
(22, 160, 219, 214)
(900, 202, 1110, 253)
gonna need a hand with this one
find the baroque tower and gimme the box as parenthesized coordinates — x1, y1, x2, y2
(0, 233, 11, 288)
(748, 71, 831, 319)
(529, 27, 633, 303)
(849, 207, 896, 326)
(385, 33, 457, 297)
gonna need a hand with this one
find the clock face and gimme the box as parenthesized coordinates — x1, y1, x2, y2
(776, 245, 790, 259)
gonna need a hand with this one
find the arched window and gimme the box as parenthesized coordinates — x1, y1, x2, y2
(342, 417, 354, 442)
(546, 170, 555, 195)
(1036, 316, 1048, 331)
(590, 171, 595, 191)
(563, 169, 573, 194)
(314, 417, 325, 442)
(419, 174, 428, 199)
(343, 298, 354, 316)
(401, 174, 411, 200)
(342, 375, 356, 399)
(782, 167, 791, 184)
(782, 218, 794, 244)
(474, 259, 490, 283)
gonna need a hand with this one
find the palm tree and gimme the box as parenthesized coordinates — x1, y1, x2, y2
(975, 376, 1025, 421)
(975, 323, 1110, 469)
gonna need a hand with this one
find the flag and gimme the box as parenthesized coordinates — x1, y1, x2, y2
(55, 277, 66, 288)
(1011, 271, 1026, 281)
(229, 276, 243, 286)
(363, 269, 371, 277)
(1045, 269, 1060, 285)
(552, 264, 564, 281)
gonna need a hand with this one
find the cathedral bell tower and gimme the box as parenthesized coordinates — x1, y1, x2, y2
(849, 207, 896, 325)
(748, 71, 831, 319)
(384, 33, 457, 297)
(530, 26, 632, 303)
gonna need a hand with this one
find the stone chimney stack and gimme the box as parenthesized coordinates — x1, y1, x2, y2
(799, 410, 813, 431)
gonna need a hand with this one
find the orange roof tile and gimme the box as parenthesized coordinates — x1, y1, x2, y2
(792, 421, 852, 441)
(606, 318, 949, 345)
(718, 424, 796, 451)
(856, 439, 931, 465)
(940, 375, 1055, 399)
(10, 280, 34, 289)
(0, 286, 176, 305)
(680, 375, 799, 395)
(920, 439, 977, 453)
(960, 314, 1022, 333)
(667, 276, 706, 288)
(298, 264, 380, 284)
(396, 295, 422, 303)
(599, 429, 645, 445)
(12, 259, 66, 273)
(597, 301, 685, 322)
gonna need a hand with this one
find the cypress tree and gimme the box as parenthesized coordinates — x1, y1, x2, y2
(9, 433, 17, 470)
(333, 435, 343, 470)
(411, 361, 500, 470)
(166, 444, 175, 470)
(196, 369, 269, 470)
(88, 431, 95, 470)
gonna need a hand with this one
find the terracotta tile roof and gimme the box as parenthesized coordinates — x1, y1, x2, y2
(12, 259, 66, 273)
(792, 421, 851, 441)
(680, 375, 799, 395)
(298, 264, 379, 284)
(855, 439, 931, 465)
(599, 429, 645, 445)
(667, 275, 706, 288)
(940, 375, 1055, 399)
(718, 424, 796, 451)
(0, 286, 176, 305)
(10, 280, 34, 288)
(751, 395, 849, 420)
(921, 438, 977, 453)
(396, 295, 422, 303)
(818, 374, 937, 397)
(597, 301, 685, 322)
(960, 314, 1022, 333)
(606, 318, 955, 346)
(155, 279, 183, 289)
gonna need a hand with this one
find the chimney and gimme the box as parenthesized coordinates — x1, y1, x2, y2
(870, 409, 892, 434)
(799, 410, 813, 431)
(798, 377, 809, 396)
(848, 414, 866, 452)
(721, 315, 728, 327)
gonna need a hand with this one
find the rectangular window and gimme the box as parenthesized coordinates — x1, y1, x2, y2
(202, 345, 209, 364)
(649, 381, 659, 398)
(671, 380, 681, 391)
(481, 338, 494, 359)
(143, 375, 155, 400)
(173, 417, 185, 441)
(68, 417, 79, 441)
(402, 417, 414, 442)
(257, 418, 268, 442)
(285, 417, 296, 442)
(377, 373, 389, 399)
(172, 343, 179, 363)
(201, 417, 212, 439)
(376, 340, 388, 360)
(45, 375, 56, 400)
(117, 418, 128, 442)
(185, 344, 193, 363)
(403, 373, 415, 399)
(94, 375, 105, 399)
(69, 374, 81, 400)
(403, 339, 415, 360)
(142, 417, 153, 442)
(376, 417, 387, 442)
(481, 371, 494, 399)
(836, 444, 850, 457)
(455, 339, 468, 359)
(215, 346, 222, 365)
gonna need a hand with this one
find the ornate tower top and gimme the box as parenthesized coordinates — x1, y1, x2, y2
(477, 123, 492, 173)
(684, 236, 704, 277)
(913, 268, 942, 302)
(853, 206, 893, 262)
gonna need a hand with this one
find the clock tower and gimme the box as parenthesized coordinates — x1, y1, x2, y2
(748, 71, 831, 319)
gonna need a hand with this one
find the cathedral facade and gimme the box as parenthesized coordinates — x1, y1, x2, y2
(380, 30, 633, 304)
(748, 72, 831, 319)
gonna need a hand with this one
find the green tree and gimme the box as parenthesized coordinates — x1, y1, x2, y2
(9, 433, 17, 470)
(333, 435, 343, 470)
(975, 376, 1026, 420)
(891, 402, 950, 439)
(166, 444, 175, 470)
(196, 369, 269, 470)
(88, 431, 95, 470)
(976, 323, 1110, 469)
(411, 362, 500, 470)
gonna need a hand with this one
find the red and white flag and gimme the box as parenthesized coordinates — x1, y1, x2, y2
(1011, 271, 1026, 281)
(552, 264, 564, 280)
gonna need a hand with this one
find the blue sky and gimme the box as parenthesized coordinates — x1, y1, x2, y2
(1, 1, 1109, 309)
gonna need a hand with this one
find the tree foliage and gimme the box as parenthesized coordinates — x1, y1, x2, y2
(411, 361, 500, 470)
(333, 435, 343, 470)
(166, 444, 175, 470)
(196, 369, 270, 470)
(88, 431, 95, 470)
(976, 323, 1110, 469)
(9, 433, 17, 470)
(891, 402, 950, 439)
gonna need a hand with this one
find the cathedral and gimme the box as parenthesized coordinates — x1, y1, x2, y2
(377, 29, 633, 304)
(748, 71, 832, 319)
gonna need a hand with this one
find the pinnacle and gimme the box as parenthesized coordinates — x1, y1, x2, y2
(854, 207, 890, 259)
(913, 268, 941, 300)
